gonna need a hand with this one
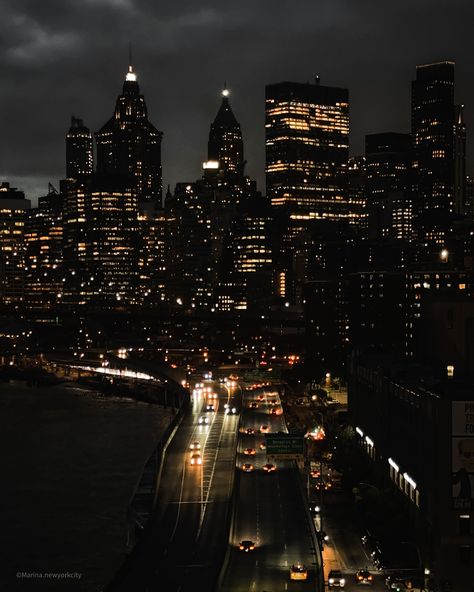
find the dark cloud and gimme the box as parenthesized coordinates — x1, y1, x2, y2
(1, 0, 474, 202)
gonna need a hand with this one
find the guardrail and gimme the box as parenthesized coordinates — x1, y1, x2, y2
(125, 384, 190, 549)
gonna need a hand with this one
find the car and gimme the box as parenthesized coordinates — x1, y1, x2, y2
(249, 402, 259, 409)
(257, 394, 265, 401)
(189, 441, 201, 450)
(198, 416, 209, 425)
(244, 447, 256, 456)
(242, 463, 254, 472)
(356, 569, 373, 585)
(328, 569, 345, 588)
(239, 540, 255, 552)
(190, 452, 202, 466)
(207, 392, 217, 399)
(206, 404, 215, 412)
(260, 425, 269, 433)
(225, 406, 237, 415)
(290, 563, 308, 581)
(259, 442, 266, 450)
(270, 407, 282, 415)
(263, 463, 276, 472)
(386, 579, 406, 592)
(310, 469, 321, 478)
(245, 427, 255, 435)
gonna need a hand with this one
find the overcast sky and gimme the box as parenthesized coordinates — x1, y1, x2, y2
(1, 0, 474, 203)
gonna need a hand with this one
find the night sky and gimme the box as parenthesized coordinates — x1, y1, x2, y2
(1, 0, 474, 204)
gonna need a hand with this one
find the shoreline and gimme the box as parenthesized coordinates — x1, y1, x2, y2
(0, 364, 173, 408)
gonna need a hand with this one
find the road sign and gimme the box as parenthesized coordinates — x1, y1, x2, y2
(265, 434, 305, 459)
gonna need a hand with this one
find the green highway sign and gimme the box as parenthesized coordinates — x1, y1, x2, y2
(265, 434, 305, 459)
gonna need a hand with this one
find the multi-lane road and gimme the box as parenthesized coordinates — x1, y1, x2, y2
(219, 385, 322, 592)
(107, 375, 325, 592)
(107, 378, 240, 592)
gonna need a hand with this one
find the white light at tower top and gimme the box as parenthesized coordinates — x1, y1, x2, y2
(222, 88, 230, 97)
(126, 65, 137, 82)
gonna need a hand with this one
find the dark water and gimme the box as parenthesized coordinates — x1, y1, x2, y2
(0, 380, 173, 591)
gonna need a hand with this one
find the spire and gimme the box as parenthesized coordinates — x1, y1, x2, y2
(125, 43, 136, 82)
(213, 84, 238, 126)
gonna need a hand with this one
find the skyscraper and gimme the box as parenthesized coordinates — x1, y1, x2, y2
(454, 104, 466, 215)
(411, 61, 456, 239)
(66, 117, 93, 179)
(24, 185, 63, 310)
(207, 87, 245, 182)
(62, 174, 139, 307)
(0, 182, 31, 306)
(95, 64, 163, 206)
(365, 132, 412, 240)
(265, 78, 352, 221)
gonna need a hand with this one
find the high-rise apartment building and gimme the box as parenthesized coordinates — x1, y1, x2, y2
(0, 182, 31, 306)
(412, 61, 456, 239)
(266, 78, 352, 221)
(95, 65, 163, 206)
(66, 117, 93, 179)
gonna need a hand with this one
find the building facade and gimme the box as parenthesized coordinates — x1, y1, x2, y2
(266, 79, 353, 221)
(0, 182, 31, 306)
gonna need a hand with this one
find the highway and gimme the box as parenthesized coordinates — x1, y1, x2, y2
(107, 379, 240, 592)
(219, 385, 322, 592)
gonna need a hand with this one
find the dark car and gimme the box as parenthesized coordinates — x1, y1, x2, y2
(356, 569, 374, 585)
(239, 540, 255, 552)
(328, 569, 346, 588)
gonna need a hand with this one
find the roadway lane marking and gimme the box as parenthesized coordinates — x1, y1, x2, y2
(169, 500, 214, 504)
(169, 460, 187, 543)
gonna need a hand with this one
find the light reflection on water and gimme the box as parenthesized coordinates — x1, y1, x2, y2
(0, 380, 172, 591)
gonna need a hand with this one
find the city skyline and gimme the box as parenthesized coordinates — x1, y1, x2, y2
(1, 0, 474, 202)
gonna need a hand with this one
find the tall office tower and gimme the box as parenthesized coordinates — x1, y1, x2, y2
(365, 133, 412, 240)
(62, 174, 139, 307)
(207, 87, 245, 182)
(412, 61, 456, 240)
(95, 64, 163, 206)
(266, 78, 351, 221)
(454, 104, 466, 215)
(0, 182, 31, 306)
(216, 191, 273, 312)
(24, 185, 64, 310)
(66, 117, 93, 179)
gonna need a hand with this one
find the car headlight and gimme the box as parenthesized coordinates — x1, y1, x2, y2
(340, 579, 345, 585)
(329, 578, 334, 584)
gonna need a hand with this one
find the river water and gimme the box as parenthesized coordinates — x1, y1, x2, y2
(0, 380, 173, 591)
